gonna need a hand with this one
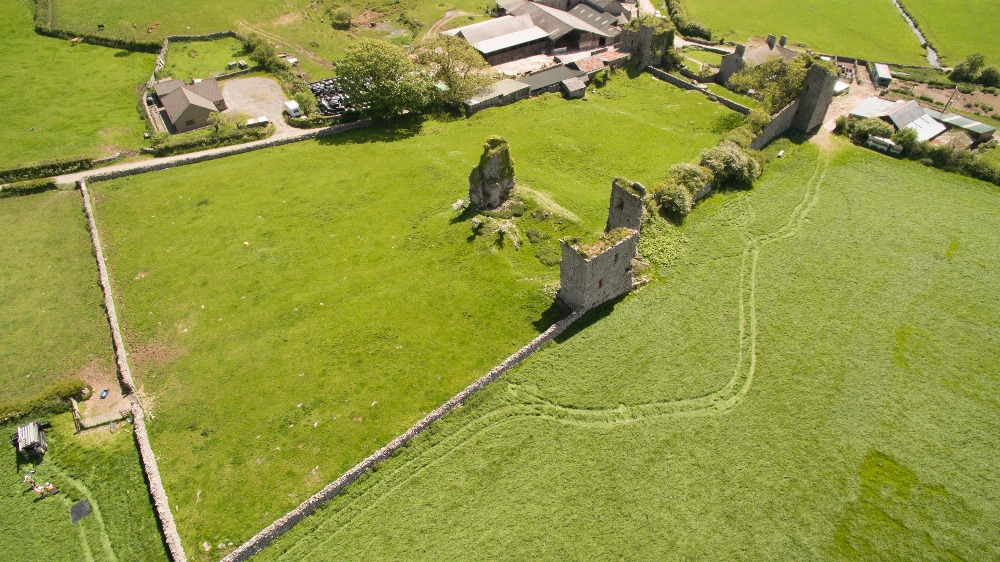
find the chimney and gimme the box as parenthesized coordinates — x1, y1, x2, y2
(779, 35, 787, 47)
(766, 34, 776, 48)
(736, 44, 746, 56)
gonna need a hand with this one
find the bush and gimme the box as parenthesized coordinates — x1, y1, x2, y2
(849, 117, 894, 142)
(0, 156, 94, 183)
(0, 178, 58, 198)
(958, 85, 975, 95)
(667, 162, 714, 196)
(327, 6, 352, 30)
(652, 180, 693, 217)
(978, 66, 1000, 88)
(0, 378, 87, 424)
(891, 127, 920, 156)
(699, 140, 761, 187)
(951, 53, 986, 83)
(722, 126, 756, 148)
(744, 109, 771, 136)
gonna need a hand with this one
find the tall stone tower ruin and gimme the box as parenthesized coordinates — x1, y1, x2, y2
(792, 64, 837, 133)
(469, 136, 515, 210)
(557, 178, 645, 311)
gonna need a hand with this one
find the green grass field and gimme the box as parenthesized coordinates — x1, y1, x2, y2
(260, 139, 1000, 559)
(899, 0, 1000, 65)
(681, 0, 927, 65)
(158, 38, 248, 81)
(1, 414, 168, 561)
(0, 190, 115, 406)
(90, 74, 737, 559)
(0, 0, 155, 167)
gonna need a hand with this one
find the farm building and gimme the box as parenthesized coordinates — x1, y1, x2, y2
(11, 420, 47, 457)
(850, 97, 946, 142)
(717, 34, 797, 84)
(870, 63, 893, 87)
(923, 108, 996, 143)
(464, 79, 531, 114)
(518, 64, 588, 95)
(447, 0, 623, 64)
(154, 78, 227, 134)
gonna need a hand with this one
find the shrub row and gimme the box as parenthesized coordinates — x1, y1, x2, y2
(0, 156, 94, 183)
(664, 0, 711, 40)
(835, 115, 1000, 186)
(149, 125, 274, 156)
(0, 178, 58, 198)
(0, 378, 87, 424)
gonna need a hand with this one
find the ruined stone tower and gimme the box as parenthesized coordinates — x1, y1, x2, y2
(792, 64, 837, 133)
(469, 136, 515, 210)
(557, 178, 645, 311)
(606, 177, 646, 232)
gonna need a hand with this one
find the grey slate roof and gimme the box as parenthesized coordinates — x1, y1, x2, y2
(501, 0, 610, 39)
(740, 43, 798, 66)
(886, 100, 924, 129)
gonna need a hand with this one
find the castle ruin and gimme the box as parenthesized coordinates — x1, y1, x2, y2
(557, 177, 645, 311)
(469, 136, 515, 210)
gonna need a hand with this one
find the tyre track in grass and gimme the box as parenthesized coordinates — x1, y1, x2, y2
(275, 154, 831, 558)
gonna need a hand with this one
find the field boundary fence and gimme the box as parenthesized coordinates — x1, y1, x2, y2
(222, 307, 589, 561)
(78, 178, 188, 561)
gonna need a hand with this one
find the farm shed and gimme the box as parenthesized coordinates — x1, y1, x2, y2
(870, 63, 893, 87)
(12, 420, 47, 456)
(518, 64, 587, 95)
(850, 97, 946, 142)
(445, 16, 550, 65)
(561, 76, 587, 98)
(464, 79, 530, 114)
(923, 109, 996, 142)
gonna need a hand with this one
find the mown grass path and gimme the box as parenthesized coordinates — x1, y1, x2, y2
(269, 152, 833, 559)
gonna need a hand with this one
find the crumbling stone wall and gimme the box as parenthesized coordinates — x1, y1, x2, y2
(468, 136, 515, 210)
(557, 231, 638, 311)
(606, 177, 645, 232)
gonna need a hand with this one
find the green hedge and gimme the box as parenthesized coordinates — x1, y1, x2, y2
(150, 125, 274, 156)
(0, 378, 87, 424)
(665, 0, 712, 40)
(286, 115, 341, 129)
(0, 178, 59, 198)
(0, 156, 93, 183)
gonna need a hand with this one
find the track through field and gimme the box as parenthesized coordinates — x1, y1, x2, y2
(274, 153, 832, 558)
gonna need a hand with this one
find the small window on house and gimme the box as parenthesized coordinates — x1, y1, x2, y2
(616, 198, 625, 210)
(185, 119, 196, 126)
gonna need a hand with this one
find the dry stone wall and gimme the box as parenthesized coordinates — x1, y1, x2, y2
(222, 308, 587, 561)
(79, 180, 187, 561)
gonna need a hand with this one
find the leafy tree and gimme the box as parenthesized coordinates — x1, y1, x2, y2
(699, 140, 761, 187)
(292, 91, 318, 116)
(245, 33, 282, 72)
(652, 180, 693, 217)
(208, 112, 241, 135)
(412, 34, 494, 108)
(849, 117, 894, 143)
(337, 39, 433, 120)
(978, 65, 1000, 88)
(950, 52, 986, 82)
(728, 54, 813, 113)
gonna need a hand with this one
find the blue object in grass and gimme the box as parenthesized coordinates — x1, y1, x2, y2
(100, 389, 109, 399)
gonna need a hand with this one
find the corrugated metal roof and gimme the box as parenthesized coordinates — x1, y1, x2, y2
(569, 56, 605, 73)
(568, 4, 617, 34)
(467, 78, 530, 104)
(873, 63, 892, 80)
(904, 114, 946, 142)
(17, 422, 41, 451)
(530, 2, 611, 36)
(924, 108, 997, 135)
(518, 64, 586, 92)
(448, 15, 536, 45)
(850, 96, 900, 119)
(887, 100, 925, 129)
(475, 26, 550, 53)
(596, 50, 629, 63)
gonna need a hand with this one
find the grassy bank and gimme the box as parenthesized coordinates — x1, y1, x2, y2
(261, 139, 1000, 559)
(90, 74, 738, 558)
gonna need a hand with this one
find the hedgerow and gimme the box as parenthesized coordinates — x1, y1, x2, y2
(0, 378, 87, 424)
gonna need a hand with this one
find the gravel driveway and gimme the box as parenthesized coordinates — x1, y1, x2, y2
(223, 77, 293, 132)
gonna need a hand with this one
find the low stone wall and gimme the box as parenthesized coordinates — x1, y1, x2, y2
(83, 120, 372, 182)
(79, 180, 187, 561)
(751, 99, 799, 150)
(222, 308, 587, 561)
(648, 67, 751, 114)
(216, 67, 261, 81)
